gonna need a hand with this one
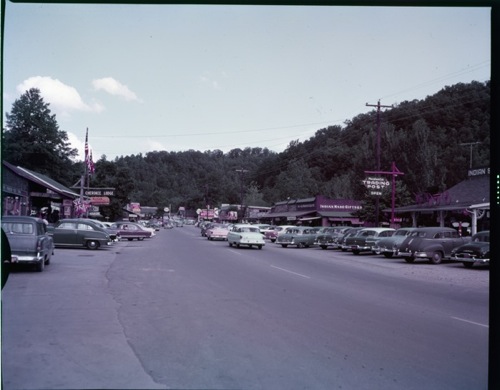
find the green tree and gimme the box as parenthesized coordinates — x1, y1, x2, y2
(3, 88, 79, 186)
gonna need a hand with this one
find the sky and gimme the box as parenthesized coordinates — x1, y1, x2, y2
(2, 3, 491, 162)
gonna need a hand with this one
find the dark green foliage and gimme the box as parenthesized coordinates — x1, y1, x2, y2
(3, 88, 80, 186)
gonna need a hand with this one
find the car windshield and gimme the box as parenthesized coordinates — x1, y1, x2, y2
(240, 227, 259, 233)
(410, 231, 428, 238)
(473, 234, 489, 243)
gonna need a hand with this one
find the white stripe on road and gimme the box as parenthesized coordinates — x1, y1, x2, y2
(451, 317, 489, 328)
(270, 265, 311, 279)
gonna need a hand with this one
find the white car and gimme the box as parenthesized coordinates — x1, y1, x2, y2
(227, 225, 265, 249)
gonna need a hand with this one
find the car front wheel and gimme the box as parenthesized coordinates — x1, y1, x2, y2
(429, 251, 443, 264)
(86, 240, 100, 250)
(404, 256, 415, 263)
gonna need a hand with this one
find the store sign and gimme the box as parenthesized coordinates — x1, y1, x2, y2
(90, 196, 110, 205)
(84, 188, 115, 197)
(362, 177, 390, 197)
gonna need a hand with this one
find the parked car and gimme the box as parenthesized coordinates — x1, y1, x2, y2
(227, 225, 265, 249)
(111, 222, 153, 241)
(87, 219, 119, 241)
(338, 227, 365, 251)
(372, 227, 419, 258)
(345, 227, 395, 255)
(206, 224, 230, 241)
(276, 226, 319, 248)
(398, 227, 470, 264)
(450, 231, 489, 268)
(1, 216, 54, 272)
(315, 227, 349, 249)
(47, 219, 112, 250)
(265, 225, 296, 242)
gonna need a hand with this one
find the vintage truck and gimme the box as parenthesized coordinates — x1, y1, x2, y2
(1, 216, 54, 272)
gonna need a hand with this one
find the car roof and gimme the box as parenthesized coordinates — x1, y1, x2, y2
(358, 227, 395, 232)
(2, 216, 43, 223)
(411, 227, 458, 232)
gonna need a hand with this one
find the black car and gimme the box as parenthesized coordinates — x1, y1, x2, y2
(398, 227, 470, 264)
(450, 231, 489, 268)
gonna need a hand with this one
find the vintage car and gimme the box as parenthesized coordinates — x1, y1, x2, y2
(87, 219, 119, 241)
(111, 222, 153, 240)
(338, 227, 366, 251)
(315, 226, 350, 249)
(206, 224, 230, 241)
(344, 227, 395, 255)
(450, 231, 489, 268)
(372, 227, 419, 258)
(265, 225, 296, 242)
(398, 227, 470, 264)
(47, 219, 112, 250)
(2, 216, 54, 272)
(276, 226, 319, 248)
(227, 225, 265, 249)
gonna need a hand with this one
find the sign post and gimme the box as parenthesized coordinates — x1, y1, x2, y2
(364, 162, 404, 226)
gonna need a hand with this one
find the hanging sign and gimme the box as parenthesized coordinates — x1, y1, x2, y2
(362, 176, 390, 197)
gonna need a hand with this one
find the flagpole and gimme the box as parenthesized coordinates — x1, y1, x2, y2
(79, 128, 89, 217)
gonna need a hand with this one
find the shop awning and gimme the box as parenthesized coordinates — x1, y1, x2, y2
(264, 211, 316, 218)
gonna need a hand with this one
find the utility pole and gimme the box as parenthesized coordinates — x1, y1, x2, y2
(459, 142, 481, 169)
(235, 169, 248, 222)
(365, 100, 393, 226)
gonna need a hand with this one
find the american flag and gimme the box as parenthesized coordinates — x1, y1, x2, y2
(84, 128, 95, 174)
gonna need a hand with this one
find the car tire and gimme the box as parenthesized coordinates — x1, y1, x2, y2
(463, 262, 474, 268)
(258, 245, 263, 250)
(36, 259, 44, 272)
(429, 251, 443, 264)
(271, 239, 276, 243)
(320, 245, 327, 250)
(404, 256, 415, 263)
(86, 240, 100, 250)
(228, 242, 232, 247)
(383, 253, 393, 258)
(128, 238, 133, 241)
(281, 244, 288, 248)
(352, 250, 360, 255)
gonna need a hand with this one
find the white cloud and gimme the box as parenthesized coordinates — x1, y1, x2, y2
(16, 76, 104, 116)
(143, 139, 166, 153)
(200, 71, 221, 90)
(92, 77, 141, 102)
(67, 131, 92, 162)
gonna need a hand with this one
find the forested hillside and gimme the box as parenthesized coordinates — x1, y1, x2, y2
(88, 80, 489, 220)
(3, 81, 490, 222)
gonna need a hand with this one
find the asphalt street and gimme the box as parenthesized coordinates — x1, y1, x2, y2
(1, 226, 489, 389)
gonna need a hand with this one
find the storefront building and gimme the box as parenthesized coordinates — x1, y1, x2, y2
(265, 195, 364, 227)
(386, 167, 490, 235)
(2, 161, 81, 221)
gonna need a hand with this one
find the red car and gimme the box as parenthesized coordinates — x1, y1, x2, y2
(111, 222, 153, 241)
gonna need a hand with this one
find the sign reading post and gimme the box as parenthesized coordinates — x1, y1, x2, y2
(362, 176, 390, 197)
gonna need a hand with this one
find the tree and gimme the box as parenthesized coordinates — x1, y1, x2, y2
(3, 88, 78, 186)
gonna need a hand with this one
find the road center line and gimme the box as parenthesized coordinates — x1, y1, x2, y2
(451, 317, 489, 328)
(270, 265, 311, 279)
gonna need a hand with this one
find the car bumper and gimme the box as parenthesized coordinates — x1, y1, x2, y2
(350, 245, 372, 251)
(398, 251, 429, 258)
(11, 253, 44, 263)
(451, 255, 489, 264)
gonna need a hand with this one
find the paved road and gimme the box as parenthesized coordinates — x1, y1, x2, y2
(2, 226, 489, 389)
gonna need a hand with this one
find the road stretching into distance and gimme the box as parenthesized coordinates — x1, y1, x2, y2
(2, 225, 489, 389)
